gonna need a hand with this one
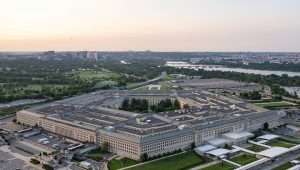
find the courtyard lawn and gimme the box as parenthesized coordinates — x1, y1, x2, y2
(273, 162, 293, 170)
(127, 152, 205, 170)
(230, 154, 258, 165)
(266, 139, 296, 148)
(201, 162, 235, 170)
(246, 145, 267, 152)
(108, 158, 139, 170)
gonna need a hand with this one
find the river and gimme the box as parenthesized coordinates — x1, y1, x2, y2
(165, 61, 300, 77)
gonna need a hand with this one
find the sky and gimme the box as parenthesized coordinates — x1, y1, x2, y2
(0, 0, 300, 52)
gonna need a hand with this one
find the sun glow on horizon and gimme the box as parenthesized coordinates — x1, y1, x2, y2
(1, 0, 300, 51)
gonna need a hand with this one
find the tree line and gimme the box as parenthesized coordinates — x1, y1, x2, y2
(119, 98, 181, 113)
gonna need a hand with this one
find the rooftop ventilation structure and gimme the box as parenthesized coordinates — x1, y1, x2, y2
(178, 124, 187, 130)
(104, 126, 115, 131)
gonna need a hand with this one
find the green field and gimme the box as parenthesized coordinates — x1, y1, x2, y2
(72, 69, 120, 81)
(255, 101, 297, 108)
(94, 80, 118, 89)
(0, 107, 20, 117)
(230, 154, 258, 165)
(1, 84, 70, 98)
(273, 162, 293, 170)
(108, 158, 139, 170)
(246, 145, 267, 152)
(201, 162, 235, 170)
(266, 139, 296, 148)
(126, 152, 205, 170)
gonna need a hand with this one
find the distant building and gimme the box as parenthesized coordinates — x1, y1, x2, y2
(86, 51, 98, 61)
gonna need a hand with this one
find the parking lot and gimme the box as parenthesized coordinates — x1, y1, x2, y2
(0, 147, 38, 170)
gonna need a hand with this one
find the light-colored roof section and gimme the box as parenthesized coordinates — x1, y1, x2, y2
(207, 138, 230, 147)
(287, 165, 300, 170)
(223, 131, 254, 140)
(290, 160, 300, 164)
(194, 144, 216, 154)
(257, 134, 280, 141)
(258, 147, 289, 158)
(206, 148, 231, 157)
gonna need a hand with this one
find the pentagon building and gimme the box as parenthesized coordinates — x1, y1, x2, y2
(16, 90, 285, 160)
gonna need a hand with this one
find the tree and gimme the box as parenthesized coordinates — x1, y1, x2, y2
(30, 158, 40, 165)
(42, 164, 54, 170)
(174, 99, 181, 109)
(120, 98, 129, 110)
(263, 122, 269, 130)
(183, 104, 190, 109)
(240, 91, 261, 100)
(191, 142, 196, 149)
(101, 142, 109, 153)
(140, 153, 148, 162)
(224, 144, 231, 149)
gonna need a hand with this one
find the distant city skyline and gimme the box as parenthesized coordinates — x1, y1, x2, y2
(1, 0, 300, 52)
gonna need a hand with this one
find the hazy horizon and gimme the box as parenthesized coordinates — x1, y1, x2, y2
(1, 0, 300, 52)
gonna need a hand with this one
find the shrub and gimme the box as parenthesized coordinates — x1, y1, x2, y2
(42, 164, 54, 170)
(30, 158, 40, 165)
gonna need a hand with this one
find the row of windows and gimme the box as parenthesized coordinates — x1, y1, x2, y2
(17, 114, 39, 126)
(142, 135, 193, 152)
(40, 119, 96, 143)
(100, 136, 139, 155)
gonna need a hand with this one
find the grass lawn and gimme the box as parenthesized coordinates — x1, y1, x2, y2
(108, 158, 139, 170)
(94, 80, 118, 89)
(126, 82, 143, 89)
(255, 101, 297, 108)
(281, 137, 300, 144)
(246, 145, 267, 152)
(0, 107, 19, 117)
(266, 139, 296, 148)
(0, 105, 32, 117)
(127, 152, 205, 170)
(24, 84, 69, 91)
(202, 162, 235, 170)
(2, 84, 70, 99)
(73, 70, 120, 80)
(273, 162, 293, 170)
(230, 154, 258, 165)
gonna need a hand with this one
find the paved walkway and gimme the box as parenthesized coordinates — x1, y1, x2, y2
(222, 159, 241, 167)
(248, 140, 271, 149)
(189, 160, 220, 170)
(232, 145, 256, 154)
